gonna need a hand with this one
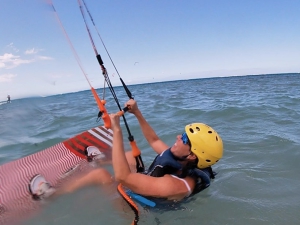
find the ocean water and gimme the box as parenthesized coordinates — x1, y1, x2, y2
(0, 73, 300, 225)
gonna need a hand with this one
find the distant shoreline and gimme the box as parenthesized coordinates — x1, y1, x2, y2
(4, 72, 299, 101)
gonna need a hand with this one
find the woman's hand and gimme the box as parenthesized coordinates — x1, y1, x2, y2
(126, 99, 139, 115)
(109, 113, 121, 132)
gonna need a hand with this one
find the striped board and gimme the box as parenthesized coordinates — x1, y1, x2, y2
(0, 126, 113, 225)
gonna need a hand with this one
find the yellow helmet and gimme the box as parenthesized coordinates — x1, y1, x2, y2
(185, 123, 223, 169)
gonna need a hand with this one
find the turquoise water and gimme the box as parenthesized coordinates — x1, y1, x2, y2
(1, 73, 300, 225)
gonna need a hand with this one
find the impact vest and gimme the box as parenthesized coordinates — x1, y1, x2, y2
(145, 148, 216, 195)
(126, 148, 217, 208)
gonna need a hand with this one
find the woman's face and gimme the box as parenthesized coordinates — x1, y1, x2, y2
(170, 134, 191, 159)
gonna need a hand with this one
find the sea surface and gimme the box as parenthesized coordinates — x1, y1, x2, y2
(0, 73, 299, 225)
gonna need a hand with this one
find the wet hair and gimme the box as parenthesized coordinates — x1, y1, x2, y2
(179, 158, 198, 178)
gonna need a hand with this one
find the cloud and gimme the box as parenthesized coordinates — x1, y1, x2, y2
(6, 43, 19, 52)
(25, 48, 43, 55)
(37, 55, 53, 60)
(0, 52, 52, 69)
(0, 73, 16, 83)
(0, 53, 34, 69)
(0, 53, 16, 61)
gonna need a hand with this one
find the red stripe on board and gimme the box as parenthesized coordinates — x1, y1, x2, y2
(84, 132, 109, 149)
(69, 136, 86, 151)
(81, 132, 107, 148)
(63, 140, 86, 159)
(62, 127, 112, 158)
(76, 133, 95, 147)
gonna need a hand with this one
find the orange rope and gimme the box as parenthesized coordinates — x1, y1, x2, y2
(117, 183, 139, 225)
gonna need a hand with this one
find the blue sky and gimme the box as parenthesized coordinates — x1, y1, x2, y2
(1, 0, 300, 100)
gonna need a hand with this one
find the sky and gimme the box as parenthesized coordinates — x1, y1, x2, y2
(1, 0, 300, 100)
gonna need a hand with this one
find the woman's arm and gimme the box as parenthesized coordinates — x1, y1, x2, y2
(110, 113, 132, 181)
(110, 113, 195, 201)
(126, 99, 168, 154)
(119, 173, 195, 201)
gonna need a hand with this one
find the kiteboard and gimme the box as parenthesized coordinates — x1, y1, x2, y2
(0, 125, 113, 225)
